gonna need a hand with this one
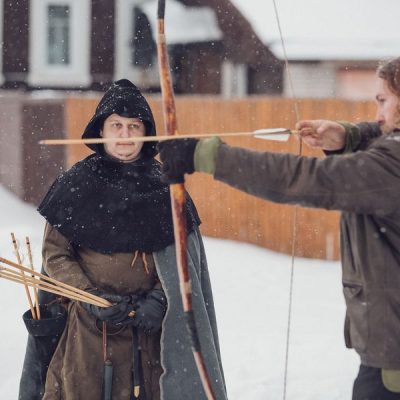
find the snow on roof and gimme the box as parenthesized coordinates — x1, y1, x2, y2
(230, 0, 400, 60)
(141, 0, 223, 45)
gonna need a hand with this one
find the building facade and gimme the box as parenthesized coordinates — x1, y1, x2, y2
(2, 0, 283, 95)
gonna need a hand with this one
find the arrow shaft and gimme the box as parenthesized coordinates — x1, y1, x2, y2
(39, 129, 295, 145)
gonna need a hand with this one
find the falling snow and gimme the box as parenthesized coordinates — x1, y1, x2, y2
(0, 186, 359, 399)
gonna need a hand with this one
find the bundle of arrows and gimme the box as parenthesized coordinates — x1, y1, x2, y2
(0, 234, 111, 320)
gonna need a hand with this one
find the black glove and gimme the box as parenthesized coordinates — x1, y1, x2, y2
(131, 289, 168, 334)
(80, 291, 137, 325)
(157, 139, 198, 184)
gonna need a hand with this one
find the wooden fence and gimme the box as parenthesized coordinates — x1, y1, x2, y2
(64, 96, 376, 260)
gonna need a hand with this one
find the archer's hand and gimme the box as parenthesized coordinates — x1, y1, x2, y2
(157, 139, 198, 184)
(80, 291, 137, 325)
(295, 120, 346, 151)
(130, 289, 167, 334)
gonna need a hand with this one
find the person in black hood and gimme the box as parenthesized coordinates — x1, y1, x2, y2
(18, 80, 227, 400)
(82, 78, 158, 159)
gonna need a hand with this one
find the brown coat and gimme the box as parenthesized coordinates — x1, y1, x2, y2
(42, 223, 163, 400)
(214, 126, 400, 369)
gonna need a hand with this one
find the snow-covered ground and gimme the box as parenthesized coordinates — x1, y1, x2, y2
(0, 186, 359, 399)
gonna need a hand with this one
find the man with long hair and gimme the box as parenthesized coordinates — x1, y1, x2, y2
(157, 57, 400, 399)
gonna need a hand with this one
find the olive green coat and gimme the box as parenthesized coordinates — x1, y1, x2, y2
(212, 124, 400, 369)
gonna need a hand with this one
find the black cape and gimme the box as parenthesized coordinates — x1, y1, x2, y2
(38, 154, 200, 253)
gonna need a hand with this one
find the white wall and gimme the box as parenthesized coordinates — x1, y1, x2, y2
(284, 62, 337, 98)
(336, 68, 376, 100)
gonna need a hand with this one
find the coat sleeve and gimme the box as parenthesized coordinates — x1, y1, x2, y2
(214, 136, 400, 215)
(42, 222, 93, 290)
(354, 122, 382, 151)
(325, 122, 382, 156)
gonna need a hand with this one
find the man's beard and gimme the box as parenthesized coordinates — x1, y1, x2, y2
(380, 104, 400, 134)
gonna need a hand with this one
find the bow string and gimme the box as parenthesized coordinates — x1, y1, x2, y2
(272, 1, 302, 399)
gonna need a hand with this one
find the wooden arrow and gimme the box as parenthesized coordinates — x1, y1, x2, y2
(39, 128, 298, 146)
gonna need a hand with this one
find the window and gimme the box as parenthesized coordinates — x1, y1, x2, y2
(28, 0, 91, 87)
(47, 5, 70, 65)
(115, 0, 159, 89)
(131, 7, 156, 68)
(221, 61, 248, 98)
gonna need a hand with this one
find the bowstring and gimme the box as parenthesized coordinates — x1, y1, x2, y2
(272, 1, 302, 399)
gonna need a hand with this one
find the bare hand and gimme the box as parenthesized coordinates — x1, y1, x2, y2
(295, 120, 346, 151)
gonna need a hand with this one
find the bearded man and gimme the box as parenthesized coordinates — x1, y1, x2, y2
(157, 57, 400, 400)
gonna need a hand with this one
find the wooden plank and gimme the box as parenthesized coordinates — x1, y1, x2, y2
(64, 96, 376, 260)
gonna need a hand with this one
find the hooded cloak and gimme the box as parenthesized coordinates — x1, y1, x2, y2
(38, 79, 200, 253)
(19, 79, 226, 400)
(38, 155, 200, 253)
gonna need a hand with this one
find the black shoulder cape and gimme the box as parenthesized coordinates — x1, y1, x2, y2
(38, 154, 201, 254)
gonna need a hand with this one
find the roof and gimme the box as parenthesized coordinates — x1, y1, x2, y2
(229, 0, 400, 60)
(141, 0, 223, 44)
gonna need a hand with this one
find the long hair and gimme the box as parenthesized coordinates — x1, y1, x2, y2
(378, 57, 400, 97)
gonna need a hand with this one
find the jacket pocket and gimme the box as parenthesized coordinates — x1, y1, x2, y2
(342, 282, 368, 352)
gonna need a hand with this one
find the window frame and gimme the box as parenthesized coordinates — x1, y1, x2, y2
(28, 0, 91, 87)
(115, 0, 159, 86)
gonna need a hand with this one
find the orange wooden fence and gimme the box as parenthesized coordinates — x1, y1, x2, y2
(64, 96, 376, 260)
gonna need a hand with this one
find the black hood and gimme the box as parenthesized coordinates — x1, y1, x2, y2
(82, 79, 157, 157)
